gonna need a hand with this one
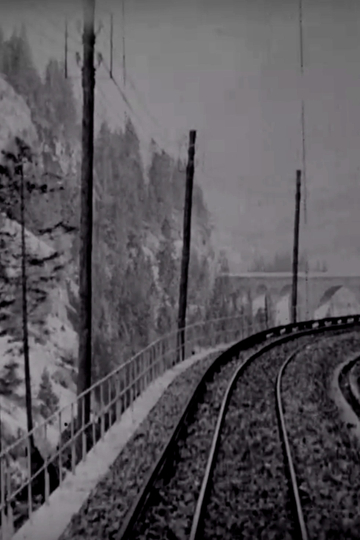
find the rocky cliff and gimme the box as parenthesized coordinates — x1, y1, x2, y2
(0, 71, 216, 454)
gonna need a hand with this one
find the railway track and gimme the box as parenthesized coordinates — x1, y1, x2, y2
(115, 315, 360, 540)
(338, 354, 360, 419)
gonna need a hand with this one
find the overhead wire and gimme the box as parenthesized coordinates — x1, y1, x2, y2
(101, 58, 180, 158)
(95, 80, 182, 193)
(21, 17, 79, 57)
(96, 68, 174, 163)
(20, 5, 186, 199)
(92, 3, 185, 159)
(25, 2, 83, 49)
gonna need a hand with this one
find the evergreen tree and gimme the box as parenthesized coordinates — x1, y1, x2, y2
(249, 251, 311, 272)
(156, 218, 178, 307)
(1, 25, 42, 114)
(170, 158, 186, 213)
(146, 146, 172, 227)
(117, 232, 156, 354)
(0, 360, 21, 396)
(218, 249, 230, 274)
(42, 58, 77, 137)
(188, 251, 211, 309)
(156, 300, 173, 335)
(38, 368, 59, 419)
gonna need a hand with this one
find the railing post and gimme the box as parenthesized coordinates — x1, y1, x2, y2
(100, 384, 105, 440)
(81, 397, 86, 461)
(116, 372, 121, 421)
(108, 378, 113, 428)
(6, 467, 13, 539)
(26, 437, 32, 522)
(1, 456, 6, 540)
(58, 411, 63, 486)
(70, 403, 76, 474)
(130, 359, 135, 405)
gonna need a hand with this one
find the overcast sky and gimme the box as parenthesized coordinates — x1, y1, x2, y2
(2, 0, 360, 271)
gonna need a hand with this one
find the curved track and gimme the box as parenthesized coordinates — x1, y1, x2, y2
(275, 346, 309, 540)
(338, 354, 360, 418)
(116, 315, 360, 540)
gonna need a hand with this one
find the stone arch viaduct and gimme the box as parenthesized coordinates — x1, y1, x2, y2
(218, 272, 360, 323)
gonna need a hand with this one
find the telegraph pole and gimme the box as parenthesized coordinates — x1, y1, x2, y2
(64, 18, 68, 78)
(122, 0, 127, 125)
(77, 0, 95, 429)
(20, 163, 34, 447)
(122, 0, 126, 88)
(177, 130, 197, 362)
(291, 170, 301, 323)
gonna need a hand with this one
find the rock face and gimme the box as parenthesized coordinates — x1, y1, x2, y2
(0, 76, 37, 154)
(0, 74, 80, 454)
(0, 72, 216, 458)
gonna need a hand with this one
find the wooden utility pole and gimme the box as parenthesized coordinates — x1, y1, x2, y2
(109, 13, 113, 78)
(20, 163, 34, 447)
(122, 0, 126, 87)
(122, 0, 127, 125)
(291, 170, 302, 323)
(64, 18, 68, 78)
(177, 130, 196, 362)
(77, 0, 95, 429)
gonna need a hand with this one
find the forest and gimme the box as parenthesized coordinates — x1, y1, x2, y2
(0, 24, 231, 392)
(248, 252, 328, 273)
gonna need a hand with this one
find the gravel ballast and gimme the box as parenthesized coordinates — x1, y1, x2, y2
(202, 330, 360, 540)
(59, 348, 226, 540)
(59, 327, 360, 540)
(349, 355, 360, 401)
(128, 340, 279, 540)
(202, 335, 314, 540)
(281, 331, 360, 539)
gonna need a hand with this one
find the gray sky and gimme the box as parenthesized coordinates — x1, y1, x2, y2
(2, 0, 360, 271)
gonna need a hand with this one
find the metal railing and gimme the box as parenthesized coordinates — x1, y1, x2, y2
(0, 315, 258, 540)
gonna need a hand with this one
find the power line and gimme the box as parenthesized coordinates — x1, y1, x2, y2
(107, 55, 181, 155)
(96, 85, 181, 198)
(92, 8, 183, 156)
(111, 54, 181, 150)
(96, 83, 182, 183)
(26, 3, 83, 47)
(101, 59, 180, 157)
(24, 18, 79, 56)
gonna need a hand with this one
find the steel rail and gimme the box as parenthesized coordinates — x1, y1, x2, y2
(116, 314, 360, 540)
(338, 353, 360, 417)
(275, 346, 309, 540)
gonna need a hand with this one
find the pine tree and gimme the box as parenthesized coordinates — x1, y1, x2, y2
(146, 146, 172, 227)
(0, 360, 21, 396)
(42, 58, 77, 138)
(157, 218, 178, 307)
(38, 368, 59, 419)
(170, 158, 186, 213)
(0, 137, 64, 445)
(218, 250, 230, 274)
(1, 25, 42, 113)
